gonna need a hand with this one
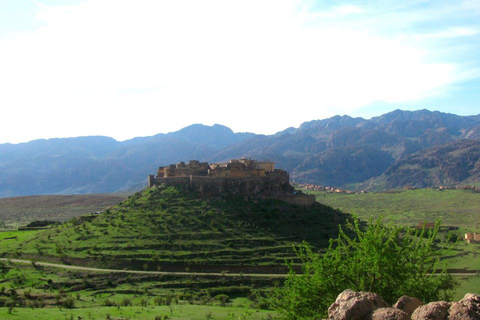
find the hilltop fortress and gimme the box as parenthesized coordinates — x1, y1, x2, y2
(148, 159, 315, 206)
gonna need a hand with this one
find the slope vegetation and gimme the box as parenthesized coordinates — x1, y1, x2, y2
(2, 185, 348, 273)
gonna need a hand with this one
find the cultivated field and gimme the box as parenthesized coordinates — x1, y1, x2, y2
(309, 188, 480, 231)
(0, 194, 128, 230)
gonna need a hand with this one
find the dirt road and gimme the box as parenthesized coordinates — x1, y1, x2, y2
(0, 258, 287, 278)
(2, 258, 477, 278)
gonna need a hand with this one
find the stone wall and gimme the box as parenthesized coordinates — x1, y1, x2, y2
(148, 170, 294, 199)
(148, 159, 316, 206)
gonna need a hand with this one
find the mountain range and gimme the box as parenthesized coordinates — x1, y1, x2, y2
(1, 109, 480, 197)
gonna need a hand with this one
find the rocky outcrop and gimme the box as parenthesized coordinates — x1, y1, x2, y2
(325, 290, 480, 320)
(367, 308, 409, 320)
(448, 293, 480, 320)
(394, 296, 423, 317)
(411, 301, 450, 320)
(327, 290, 389, 320)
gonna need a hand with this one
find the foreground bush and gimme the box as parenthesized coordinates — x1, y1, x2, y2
(269, 218, 457, 319)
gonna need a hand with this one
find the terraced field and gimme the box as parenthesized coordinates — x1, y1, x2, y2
(0, 259, 278, 319)
(0, 186, 349, 272)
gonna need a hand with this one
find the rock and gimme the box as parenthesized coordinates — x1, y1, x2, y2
(448, 293, 480, 320)
(367, 307, 409, 320)
(328, 289, 389, 320)
(394, 296, 423, 317)
(411, 301, 451, 320)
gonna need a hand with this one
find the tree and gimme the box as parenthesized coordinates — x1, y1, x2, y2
(268, 217, 457, 319)
(0, 261, 10, 277)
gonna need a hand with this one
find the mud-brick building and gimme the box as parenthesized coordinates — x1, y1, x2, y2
(465, 233, 480, 244)
(148, 159, 315, 206)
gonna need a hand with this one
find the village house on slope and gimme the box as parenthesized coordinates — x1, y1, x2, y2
(148, 158, 316, 206)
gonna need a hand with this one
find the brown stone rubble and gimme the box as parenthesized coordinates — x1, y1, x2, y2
(324, 290, 480, 320)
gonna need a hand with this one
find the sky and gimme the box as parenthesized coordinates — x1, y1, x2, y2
(0, 0, 479, 144)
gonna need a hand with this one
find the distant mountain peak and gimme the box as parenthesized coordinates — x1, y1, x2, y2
(1, 109, 480, 197)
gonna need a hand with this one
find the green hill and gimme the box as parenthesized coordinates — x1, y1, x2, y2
(1, 185, 348, 273)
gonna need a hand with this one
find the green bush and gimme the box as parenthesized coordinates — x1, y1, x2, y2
(269, 217, 457, 319)
(103, 298, 115, 307)
(121, 297, 132, 307)
(62, 296, 75, 309)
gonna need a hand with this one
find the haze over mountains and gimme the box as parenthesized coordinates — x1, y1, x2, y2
(1, 109, 480, 197)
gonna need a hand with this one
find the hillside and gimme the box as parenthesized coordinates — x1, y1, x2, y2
(1, 185, 349, 272)
(1, 109, 480, 196)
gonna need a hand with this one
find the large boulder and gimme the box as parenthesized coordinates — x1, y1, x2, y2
(411, 301, 451, 320)
(367, 307, 409, 320)
(448, 293, 480, 320)
(394, 295, 424, 317)
(328, 289, 389, 320)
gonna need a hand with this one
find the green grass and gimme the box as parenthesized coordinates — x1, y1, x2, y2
(0, 305, 277, 320)
(0, 230, 39, 243)
(308, 188, 480, 231)
(453, 275, 480, 300)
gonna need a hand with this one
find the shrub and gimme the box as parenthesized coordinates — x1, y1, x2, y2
(214, 294, 230, 306)
(103, 298, 115, 307)
(153, 296, 164, 306)
(121, 297, 132, 307)
(62, 296, 75, 309)
(268, 217, 457, 319)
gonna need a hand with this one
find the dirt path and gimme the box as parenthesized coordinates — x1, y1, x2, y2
(2, 258, 477, 278)
(0, 258, 287, 278)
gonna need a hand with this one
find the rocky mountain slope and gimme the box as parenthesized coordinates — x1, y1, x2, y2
(211, 109, 480, 189)
(1, 109, 480, 197)
(364, 139, 480, 190)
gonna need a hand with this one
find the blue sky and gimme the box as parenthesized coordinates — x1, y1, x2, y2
(0, 0, 479, 143)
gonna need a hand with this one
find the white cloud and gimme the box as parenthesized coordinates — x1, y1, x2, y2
(413, 27, 479, 40)
(310, 4, 364, 18)
(0, 0, 477, 143)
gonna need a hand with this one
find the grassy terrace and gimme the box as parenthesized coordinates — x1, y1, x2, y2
(0, 261, 278, 319)
(0, 186, 348, 271)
